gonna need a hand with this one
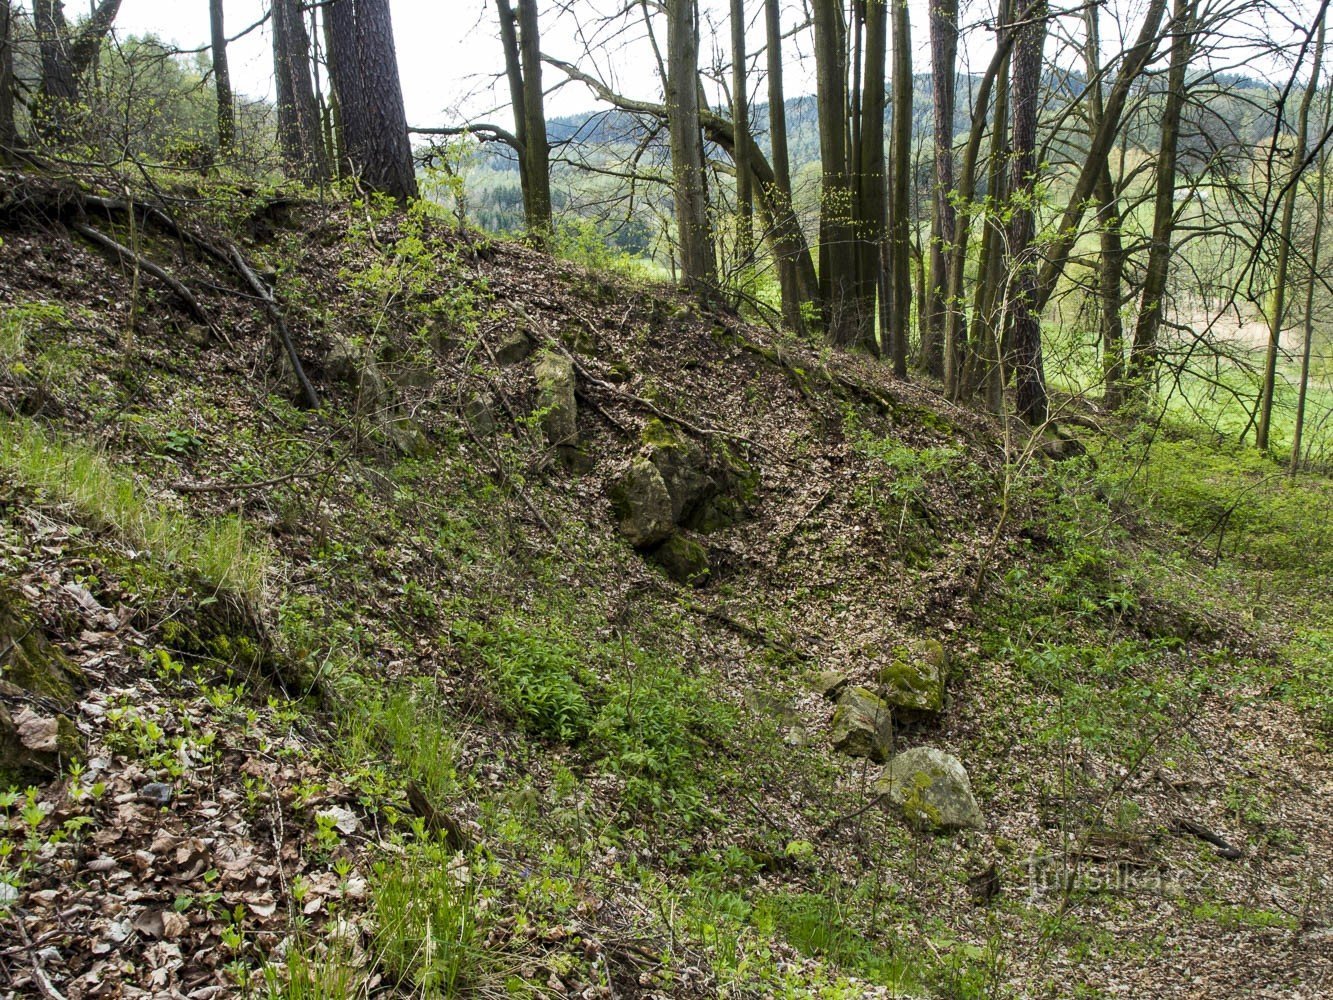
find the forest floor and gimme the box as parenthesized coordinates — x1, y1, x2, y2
(0, 173, 1330, 999)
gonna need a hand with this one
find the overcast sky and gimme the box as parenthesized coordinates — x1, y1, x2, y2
(105, 0, 1314, 132)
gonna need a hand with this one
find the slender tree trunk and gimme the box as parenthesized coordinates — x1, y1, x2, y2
(273, 0, 330, 183)
(0, 0, 14, 153)
(765, 0, 812, 334)
(1007, 0, 1048, 425)
(1291, 134, 1326, 473)
(496, 0, 530, 212)
(1258, 13, 1325, 450)
(666, 0, 716, 293)
(856, 0, 887, 355)
(966, 3, 1011, 413)
(924, 0, 958, 382)
(210, 0, 235, 153)
(730, 0, 753, 289)
(1128, 0, 1194, 391)
(814, 0, 857, 345)
(1083, 4, 1126, 405)
(946, 15, 1014, 400)
(517, 0, 552, 236)
(887, 0, 912, 376)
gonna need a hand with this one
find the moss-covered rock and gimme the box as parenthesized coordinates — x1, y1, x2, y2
(642, 419, 716, 525)
(876, 746, 983, 831)
(650, 534, 709, 586)
(534, 352, 578, 448)
(493, 325, 534, 365)
(1, 587, 86, 783)
(877, 639, 948, 713)
(829, 686, 893, 762)
(610, 459, 674, 548)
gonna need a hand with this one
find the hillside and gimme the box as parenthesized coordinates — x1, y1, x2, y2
(0, 172, 1330, 999)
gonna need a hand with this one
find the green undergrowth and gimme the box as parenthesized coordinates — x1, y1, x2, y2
(0, 415, 270, 603)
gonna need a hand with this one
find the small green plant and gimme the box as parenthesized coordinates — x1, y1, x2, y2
(372, 838, 483, 995)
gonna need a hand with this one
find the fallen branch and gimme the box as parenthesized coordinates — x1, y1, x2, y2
(71, 222, 216, 333)
(220, 239, 320, 410)
(1169, 817, 1243, 860)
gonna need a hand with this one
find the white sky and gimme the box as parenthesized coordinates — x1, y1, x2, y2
(70, 0, 1323, 131)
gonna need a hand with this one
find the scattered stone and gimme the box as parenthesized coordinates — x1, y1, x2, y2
(139, 782, 174, 808)
(829, 687, 893, 762)
(876, 746, 983, 831)
(743, 689, 800, 727)
(809, 670, 850, 701)
(493, 326, 534, 365)
(611, 459, 674, 548)
(650, 534, 709, 586)
(1039, 434, 1087, 462)
(325, 334, 389, 409)
(534, 351, 578, 448)
(877, 639, 948, 713)
(318, 805, 361, 836)
(463, 393, 497, 436)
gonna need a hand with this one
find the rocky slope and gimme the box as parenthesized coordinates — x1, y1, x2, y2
(0, 173, 1329, 998)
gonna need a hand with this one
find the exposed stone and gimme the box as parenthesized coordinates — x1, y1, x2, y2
(877, 639, 948, 713)
(493, 326, 534, 365)
(876, 747, 984, 831)
(1040, 434, 1087, 462)
(1, 588, 86, 783)
(808, 670, 850, 701)
(462, 393, 497, 436)
(534, 352, 578, 448)
(642, 419, 716, 526)
(611, 459, 674, 548)
(139, 782, 174, 807)
(326, 335, 389, 408)
(829, 686, 893, 762)
(650, 534, 709, 586)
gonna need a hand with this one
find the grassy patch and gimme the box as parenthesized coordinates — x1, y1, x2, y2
(0, 416, 270, 603)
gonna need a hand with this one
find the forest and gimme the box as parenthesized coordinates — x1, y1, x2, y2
(0, 1, 1330, 998)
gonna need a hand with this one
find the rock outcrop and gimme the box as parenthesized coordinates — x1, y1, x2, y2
(829, 686, 893, 762)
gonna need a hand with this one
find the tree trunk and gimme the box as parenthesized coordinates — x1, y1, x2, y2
(517, 0, 552, 236)
(1291, 107, 1327, 472)
(730, 0, 753, 289)
(273, 0, 330, 183)
(887, 0, 913, 376)
(814, 0, 859, 345)
(855, 0, 886, 355)
(666, 0, 716, 293)
(946, 15, 1014, 401)
(0, 0, 14, 153)
(765, 0, 813, 334)
(1007, 0, 1048, 425)
(211, 0, 235, 153)
(1258, 12, 1325, 450)
(1128, 0, 1193, 391)
(1083, 4, 1126, 405)
(325, 0, 416, 200)
(924, 0, 958, 382)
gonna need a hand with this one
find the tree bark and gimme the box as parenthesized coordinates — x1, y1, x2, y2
(1128, 0, 1194, 390)
(813, 0, 859, 345)
(855, 0, 886, 355)
(326, 0, 417, 200)
(0, 0, 14, 153)
(273, 0, 330, 183)
(211, 0, 235, 153)
(730, 0, 753, 288)
(1291, 105, 1327, 472)
(764, 0, 812, 335)
(517, 0, 552, 235)
(1257, 11, 1325, 450)
(666, 0, 716, 293)
(887, 0, 913, 376)
(32, 0, 122, 134)
(924, 0, 958, 381)
(1007, 0, 1048, 425)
